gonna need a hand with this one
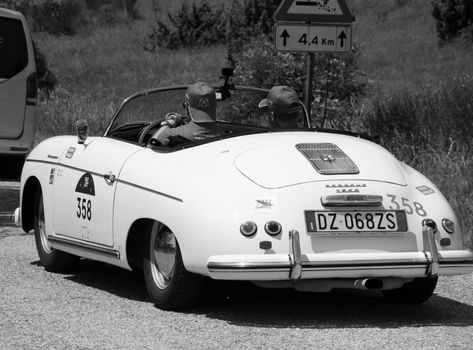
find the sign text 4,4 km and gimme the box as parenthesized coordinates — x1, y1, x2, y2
(275, 24, 351, 53)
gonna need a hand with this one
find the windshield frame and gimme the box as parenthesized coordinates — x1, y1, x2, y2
(103, 84, 312, 137)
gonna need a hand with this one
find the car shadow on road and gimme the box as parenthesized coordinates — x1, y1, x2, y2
(194, 282, 473, 329)
(51, 259, 473, 329)
(58, 259, 151, 303)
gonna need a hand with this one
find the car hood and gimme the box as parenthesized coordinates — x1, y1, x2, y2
(234, 132, 407, 189)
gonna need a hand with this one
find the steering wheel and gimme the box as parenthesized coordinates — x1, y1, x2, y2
(138, 119, 164, 145)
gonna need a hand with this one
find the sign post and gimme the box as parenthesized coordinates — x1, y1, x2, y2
(273, 0, 354, 117)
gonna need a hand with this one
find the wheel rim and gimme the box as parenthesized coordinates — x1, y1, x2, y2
(38, 195, 52, 254)
(151, 228, 177, 289)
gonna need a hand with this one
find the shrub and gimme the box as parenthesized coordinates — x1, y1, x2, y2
(4, 0, 85, 35)
(145, 0, 279, 51)
(146, 2, 227, 50)
(235, 36, 368, 129)
(432, 0, 473, 43)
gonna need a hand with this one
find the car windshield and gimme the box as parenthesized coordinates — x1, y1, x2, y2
(105, 85, 310, 147)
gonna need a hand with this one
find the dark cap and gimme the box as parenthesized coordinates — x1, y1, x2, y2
(185, 82, 216, 123)
(258, 86, 301, 114)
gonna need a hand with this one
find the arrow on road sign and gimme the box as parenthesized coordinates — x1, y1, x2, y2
(274, 24, 352, 53)
(280, 29, 290, 46)
(337, 30, 347, 47)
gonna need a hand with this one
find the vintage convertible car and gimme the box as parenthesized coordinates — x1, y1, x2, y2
(15, 69, 473, 310)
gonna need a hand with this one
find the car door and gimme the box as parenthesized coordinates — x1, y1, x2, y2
(0, 9, 36, 141)
(52, 137, 141, 247)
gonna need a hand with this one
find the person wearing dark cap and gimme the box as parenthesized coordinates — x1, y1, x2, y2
(151, 82, 222, 146)
(258, 86, 304, 129)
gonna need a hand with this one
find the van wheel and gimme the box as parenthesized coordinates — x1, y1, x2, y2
(34, 188, 79, 272)
(382, 277, 438, 304)
(143, 222, 205, 310)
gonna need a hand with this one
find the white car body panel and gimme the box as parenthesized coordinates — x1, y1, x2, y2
(17, 85, 473, 301)
(20, 131, 473, 277)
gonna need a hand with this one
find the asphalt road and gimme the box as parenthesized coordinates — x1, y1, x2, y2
(1, 183, 473, 349)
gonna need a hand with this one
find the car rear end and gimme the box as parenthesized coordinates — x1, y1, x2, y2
(200, 133, 473, 294)
(0, 8, 37, 171)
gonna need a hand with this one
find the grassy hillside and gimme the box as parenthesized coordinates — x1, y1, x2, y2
(32, 0, 473, 245)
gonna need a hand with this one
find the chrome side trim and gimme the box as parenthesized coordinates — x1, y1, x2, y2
(25, 159, 183, 203)
(116, 179, 183, 202)
(48, 236, 120, 259)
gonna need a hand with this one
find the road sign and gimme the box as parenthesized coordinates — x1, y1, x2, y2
(274, 0, 354, 23)
(275, 24, 351, 53)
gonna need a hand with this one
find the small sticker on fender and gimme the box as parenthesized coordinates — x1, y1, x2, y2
(66, 147, 76, 159)
(416, 185, 435, 195)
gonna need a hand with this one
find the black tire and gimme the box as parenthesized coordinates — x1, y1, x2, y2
(34, 187, 79, 272)
(143, 222, 205, 310)
(382, 277, 438, 304)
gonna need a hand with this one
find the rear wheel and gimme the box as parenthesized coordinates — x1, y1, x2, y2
(382, 277, 438, 304)
(143, 222, 205, 310)
(34, 188, 79, 272)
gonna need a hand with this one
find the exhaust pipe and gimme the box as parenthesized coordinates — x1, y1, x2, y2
(354, 278, 383, 290)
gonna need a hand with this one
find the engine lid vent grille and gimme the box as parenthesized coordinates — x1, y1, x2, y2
(296, 143, 359, 175)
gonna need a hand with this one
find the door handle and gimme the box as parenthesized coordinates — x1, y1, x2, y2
(104, 172, 116, 184)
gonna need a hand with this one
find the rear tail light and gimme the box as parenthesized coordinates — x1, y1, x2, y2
(26, 72, 38, 106)
(442, 219, 455, 234)
(240, 221, 257, 237)
(422, 219, 437, 233)
(264, 221, 282, 236)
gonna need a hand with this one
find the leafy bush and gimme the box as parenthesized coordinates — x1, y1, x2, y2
(146, 2, 227, 50)
(432, 0, 473, 42)
(146, 0, 279, 51)
(235, 36, 368, 129)
(4, 0, 140, 34)
(4, 0, 85, 35)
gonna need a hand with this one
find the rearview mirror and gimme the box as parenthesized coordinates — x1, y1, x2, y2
(76, 119, 88, 144)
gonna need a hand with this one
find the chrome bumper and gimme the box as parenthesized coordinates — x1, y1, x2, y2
(207, 226, 473, 281)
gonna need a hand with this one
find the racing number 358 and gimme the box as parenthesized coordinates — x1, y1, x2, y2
(387, 194, 426, 217)
(77, 197, 92, 220)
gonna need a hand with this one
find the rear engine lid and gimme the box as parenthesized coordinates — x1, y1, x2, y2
(234, 141, 407, 189)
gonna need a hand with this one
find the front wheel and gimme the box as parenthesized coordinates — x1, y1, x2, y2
(382, 277, 438, 304)
(34, 188, 79, 272)
(143, 222, 205, 310)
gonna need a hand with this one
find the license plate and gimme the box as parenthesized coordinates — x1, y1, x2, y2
(305, 210, 408, 234)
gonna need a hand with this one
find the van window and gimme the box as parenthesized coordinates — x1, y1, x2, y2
(0, 17, 28, 80)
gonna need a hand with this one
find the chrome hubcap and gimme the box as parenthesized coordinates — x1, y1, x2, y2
(38, 196, 52, 254)
(151, 228, 177, 289)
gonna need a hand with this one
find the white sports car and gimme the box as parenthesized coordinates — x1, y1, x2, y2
(15, 71, 473, 310)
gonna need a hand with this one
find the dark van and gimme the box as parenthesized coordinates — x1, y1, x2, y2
(0, 8, 37, 174)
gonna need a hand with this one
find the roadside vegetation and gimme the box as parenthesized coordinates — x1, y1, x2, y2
(3, 0, 472, 245)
